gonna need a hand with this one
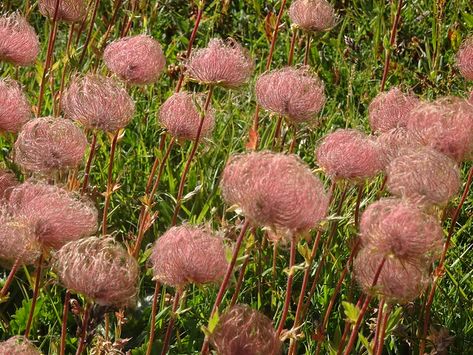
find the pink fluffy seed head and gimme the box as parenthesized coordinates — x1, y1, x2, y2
(53, 237, 139, 307)
(386, 147, 461, 206)
(0, 78, 31, 132)
(13, 117, 87, 175)
(187, 38, 254, 89)
(150, 225, 228, 288)
(209, 304, 282, 355)
(220, 152, 329, 240)
(255, 66, 326, 124)
(456, 36, 473, 80)
(377, 127, 424, 166)
(0, 12, 40, 66)
(62, 74, 135, 132)
(104, 34, 166, 85)
(406, 98, 473, 162)
(354, 248, 430, 304)
(39, 0, 87, 22)
(359, 198, 444, 262)
(288, 0, 336, 32)
(0, 336, 42, 355)
(316, 129, 384, 181)
(368, 87, 419, 133)
(9, 181, 98, 250)
(0, 168, 19, 201)
(158, 92, 215, 141)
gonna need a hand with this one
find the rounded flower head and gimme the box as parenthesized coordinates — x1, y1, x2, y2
(158, 91, 215, 141)
(209, 304, 281, 355)
(456, 36, 473, 80)
(360, 198, 443, 262)
(377, 127, 424, 166)
(187, 38, 254, 88)
(150, 225, 228, 288)
(221, 152, 329, 239)
(354, 248, 430, 304)
(9, 181, 98, 250)
(0, 168, 19, 201)
(316, 129, 384, 181)
(14, 117, 87, 175)
(0, 78, 31, 133)
(104, 34, 166, 85)
(62, 74, 135, 132)
(255, 66, 325, 124)
(406, 98, 473, 162)
(39, 0, 87, 22)
(0, 12, 39, 66)
(53, 237, 139, 307)
(288, 0, 336, 32)
(386, 147, 461, 206)
(0, 336, 42, 355)
(368, 87, 419, 133)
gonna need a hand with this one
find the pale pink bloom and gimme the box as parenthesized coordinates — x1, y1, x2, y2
(187, 38, 254, 88)
(0, 77, 31, 132)
(0, 336, 42, 355)
(9, 181, 98, 250)
(150, 225, 228, 288)
(288, 0, 336, 32)
(376, 127, 424, 166)
(14, 117, 87, 175)
(316, 129, 384, 181)
(368, 87, 419, 133)
(104, 34, 166, 85)
(158, 92, 215, 141)
(0, 12, 40, 66)
(255, 66, 325, 124)
(39, 0, 87, 22)
(62, 74, 135, 132)
(456, 36, 473, 80)
(0, 169, 19, 201)
(53, 237, 139, 307)
(210, 304, 281, 355)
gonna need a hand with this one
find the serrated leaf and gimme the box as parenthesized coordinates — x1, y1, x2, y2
(342, 301, 360, 324)
(358, 332, 373, 354)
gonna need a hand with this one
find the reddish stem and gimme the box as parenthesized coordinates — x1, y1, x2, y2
(374, 303, 391, 355)
(161, 290, 181, 355)
(230, 253, 251, 307)
(146, 281, 162, 355)
(288, 30, 297, 66)
(24, 253, 44, 338)
(75, 302, 92, 355)
(354, 184, 364, 228)
(55, 24, 75, 115)
(372, 298, 385, 355)
(102, 131, 119, 236)
(337, 296, 365, 355)
(81, 132, 97, 194)
(271, 116, 284, 149)
(303, 33, 311, 66)
(0, 257, 21, 298)
(78, 0, 101, 67)
(59, 290, 71, 355)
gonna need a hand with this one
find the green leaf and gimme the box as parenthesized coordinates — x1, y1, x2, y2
(342, 301, 360, 324)
(463, 13, 473, 28)
(358, 332, 373, 354)
(208, 309, 220, 334)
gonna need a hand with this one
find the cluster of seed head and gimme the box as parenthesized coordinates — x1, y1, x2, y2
(316, 129, 384, 181)
(209, 304, 281, 355)
(255, 66, 326, 124)
(0, 78, 31, 132)
(0, 336, 42, 355)
(187, 38, 254, 88)
(368, 87, 419, 133)
(0, 12, 40, 66)
(53, 237, 139, 307)
(0, 168, 18, 201)
(14, 117, 87, 175)
(386, 147, 460, 206)
(39, 0, 87, 22)
(158, 92, 215, 141)
(288, 0, 336, 32)
(221, 152, 329, 241)
(376, 127, 424, 166)
(456, 36, 473, 80)
(150, 225, 228, 289)
(62, 74, 135, 132)
(9, 181, 98, 250)
(104, 34, 166, 85)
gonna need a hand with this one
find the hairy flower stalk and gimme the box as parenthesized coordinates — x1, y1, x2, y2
(0, 77, 31, 132)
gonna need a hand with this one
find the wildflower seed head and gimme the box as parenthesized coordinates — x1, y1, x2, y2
(354, 248, 430, 304)
(0, 336, 42, 355)
(221, 152, 329, 239)
(0, 169, 18, 201)
(376, 127, 424, 166)
(255, 66, 325, 124)
(0, 12, 40, 66)
(0, 78, 31, 133)
(386, 147, 461, 206)
(13, 117, 87, 175)
(62, 73, 135, 132)
(288, 0, 336, 32)
(150, 225, 228, 288)
(104, 34, 166, 85)
(9, 181, 98, 250)
(456, 36, 473, 80)
(368, 87, 419, 133)
(360, 198, 444, 262)
(209, 304, 282, 355)
(39, 0, 87, 23)
(187, 38, 254, 88)
(53, 237, 139, 307)
(158, 92, 215, 141)
(316, 129, 384, 181)
(406, 98, 473, 162)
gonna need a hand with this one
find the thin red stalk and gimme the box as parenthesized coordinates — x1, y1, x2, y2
(78, 0, 101, 67)
(171, 86, 214, 226)
(161, 290, 181, 355)
(121, 0, 136, 37)
(102, 131, 119, 236)
(75, 302, 92, 355)
(354, 184, 364, 228)
(24, 253, 44, 338)
(271, 115, 284, 149)
(75, 0, 92, 45)
(374, 304, 391, 355)
(303, 33, 311, 66)
(288, 125, 297, 153)
(288, 30, 297, 66)
(146, 281, 162, 355)
(59, 290, 71, 355)
(230, 253, 251, 307)
(0, 257, 21, 298)
(372, 299, 385, 355)
(56, 24, 75, 115)
(81, 132, 97, 194)
(337, 296, 365, 354)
